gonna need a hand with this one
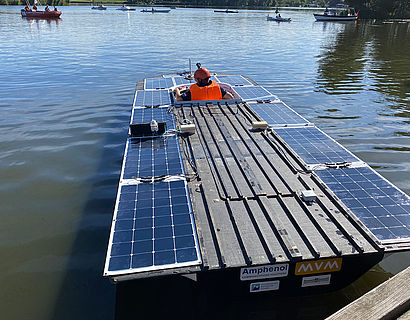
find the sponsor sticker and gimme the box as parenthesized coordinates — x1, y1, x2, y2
(301, 274, 331, 288)
(240, 264, 289, 281)
(295, 258, 342, 275)
(250, 280, 280, 293)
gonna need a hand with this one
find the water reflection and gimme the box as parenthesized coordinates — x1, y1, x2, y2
(317, 20, 410, 106)
(23, 16, 61, 30)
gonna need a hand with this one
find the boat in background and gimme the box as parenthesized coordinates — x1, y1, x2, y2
(267, 15, 291, 22)
(21, 8, 62, 18)
(214, 9, 239, 13)
(141, 8, 171, 13)
(21, 1, 62, 19)
(91, 4, 107, 10)
(314, 6, 358, 21)
(117, 5, 136, 11)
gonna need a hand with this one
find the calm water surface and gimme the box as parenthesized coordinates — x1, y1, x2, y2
(0, 6, 409, 320)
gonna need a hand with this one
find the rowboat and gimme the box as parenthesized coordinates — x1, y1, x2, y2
(141, 8, 171, 13)
(21, 9, 61, 18)
(267, 15, 291, 22)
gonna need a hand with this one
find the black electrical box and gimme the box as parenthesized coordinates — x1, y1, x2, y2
(129, 122, 167, 137)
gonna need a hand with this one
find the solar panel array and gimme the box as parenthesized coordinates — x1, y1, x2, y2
(105, 77, 202, 278)
(215, 75, 252, 86)
(233, 86, 277, 101)
(316, 166, 410, 242)
(250, 102, 309, 127)
(107, 180, 201, 273)
(134, 90, 171, 107)
(173, 76, 194, 86)
(274, 126, 359, 166)
(131, 107, 176, 130)
(145, 78, 175, 90)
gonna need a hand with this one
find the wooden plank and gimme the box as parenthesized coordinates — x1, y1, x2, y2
(192, 107, 239, 199)
(227, 200, 270, 265)
(197, 171, 247, 268)
(326, 266, 410, 320)
(246, 199, 288, 263)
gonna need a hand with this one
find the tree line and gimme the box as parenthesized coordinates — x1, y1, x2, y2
(345, 0, 409, 18)
(3, 0, 409, 18)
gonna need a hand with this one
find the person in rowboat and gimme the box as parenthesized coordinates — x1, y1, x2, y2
(173, 66, 234, 101)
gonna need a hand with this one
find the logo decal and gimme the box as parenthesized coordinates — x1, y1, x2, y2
(250, 280, 280, 292)
(295, 258, 342, 275)
(240, 264, 289, 281)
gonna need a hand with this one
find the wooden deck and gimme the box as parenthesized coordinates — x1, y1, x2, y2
(175, 101, 384, 293)
(326, 266, 410, 320)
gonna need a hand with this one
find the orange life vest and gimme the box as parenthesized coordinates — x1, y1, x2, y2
(190, 81, 222, 101)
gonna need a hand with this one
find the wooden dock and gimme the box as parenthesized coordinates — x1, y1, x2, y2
(326, 266, 410, 320)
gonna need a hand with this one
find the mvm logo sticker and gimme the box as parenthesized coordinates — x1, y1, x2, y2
(295, 258, 342, 275)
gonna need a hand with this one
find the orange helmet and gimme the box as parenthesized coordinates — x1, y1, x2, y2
(194, 67, 211, 80)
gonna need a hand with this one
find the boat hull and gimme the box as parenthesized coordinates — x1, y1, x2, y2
(314, 14, 357, 21)
(267, 16, 291, 22)
(141, 9, 170, 13)
(21, 10, 62, 18)
(214, 10, 238, 13)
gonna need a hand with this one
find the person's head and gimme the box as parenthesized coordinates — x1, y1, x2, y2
(194, 67, 211, 86)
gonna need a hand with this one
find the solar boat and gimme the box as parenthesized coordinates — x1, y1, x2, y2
(104, 72, 410, 297)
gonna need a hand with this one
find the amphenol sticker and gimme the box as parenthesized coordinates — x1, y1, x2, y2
(250, 280, 280, 293)
(295, 258, 342, 276)
(240, 264, 289, 281)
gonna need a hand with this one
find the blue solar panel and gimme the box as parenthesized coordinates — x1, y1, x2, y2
(122, 135, 184, 180)
(131, 107, 176, 130)
(233, 86, 276, 101)
(250, 102, 309, 126)
(145, 78, 174, 90)
(274, 126, 359, 165)
(316, 166, 410, 242)
(106, 180, 201, 274)
(134, 90, 171, 107)
(173, 76, 194, 86)
(216, 75, 252, 86)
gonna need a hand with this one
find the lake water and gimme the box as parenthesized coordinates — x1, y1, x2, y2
(0, 6, 409, 319)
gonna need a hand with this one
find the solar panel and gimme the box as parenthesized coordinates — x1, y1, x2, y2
(233, 86, 277, 101)
(105, 180, 201, 275)
(316, 166, 410, 242)
(215, 75, 252, 86)
(134, 90, 171, 107)
(250, 102, 309, 126)
(122, 135, 184, 180)
(274, 126, 360, 166)
(173, 76, 194, 86)
(131, 107, 176, 130)
(145, 78, 175, 90)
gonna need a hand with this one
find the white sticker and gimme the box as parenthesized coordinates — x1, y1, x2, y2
(240, 264, 289, 281)
(250, 280, 280, 293)
(301, 274, 331, 287)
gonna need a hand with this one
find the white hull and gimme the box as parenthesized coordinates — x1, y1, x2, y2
(314, 14, 357, 21)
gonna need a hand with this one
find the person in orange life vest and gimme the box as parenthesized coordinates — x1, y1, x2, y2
(32, 4, 37, 11)
(174, 67, 234, 101)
